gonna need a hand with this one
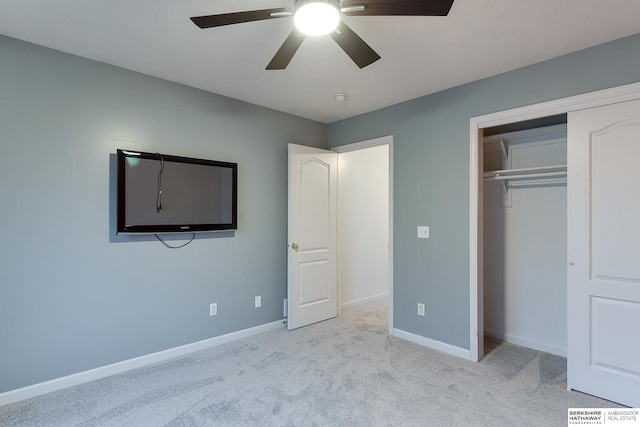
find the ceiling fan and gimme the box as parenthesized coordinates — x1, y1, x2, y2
(191, 0, 455, 70)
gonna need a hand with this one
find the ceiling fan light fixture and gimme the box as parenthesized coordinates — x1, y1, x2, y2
(294, 0, 340, 36)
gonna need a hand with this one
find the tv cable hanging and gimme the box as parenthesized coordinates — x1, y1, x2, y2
(153, 152, 195, 249)
(155, 233, 196, 249)
(156, 152, 164, 212)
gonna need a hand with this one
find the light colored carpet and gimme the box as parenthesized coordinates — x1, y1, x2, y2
(0, 299, 621, 426)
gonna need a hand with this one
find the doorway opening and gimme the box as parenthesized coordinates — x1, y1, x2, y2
(333, 136, 394, 334)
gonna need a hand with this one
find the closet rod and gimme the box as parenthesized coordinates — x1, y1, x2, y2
(484, 171, 567, 181)
(483, 164, 567, 178)
(509, 178, 567, 188)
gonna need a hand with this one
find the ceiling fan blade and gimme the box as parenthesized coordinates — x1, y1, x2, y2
(266, 30, 306, 70)
(329, 21, 381, 69)
(341, 0, 454, 16)
(191, 8, 291, 29)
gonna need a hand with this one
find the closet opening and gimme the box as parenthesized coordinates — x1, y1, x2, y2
(470, 82, 640, 404)
(481, 116, 568, 361)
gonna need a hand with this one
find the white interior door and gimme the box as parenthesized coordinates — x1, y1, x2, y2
(567, 98, 640, 407)
(287, 143, 338, 330)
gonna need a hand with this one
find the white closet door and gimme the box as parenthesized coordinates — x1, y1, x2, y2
(567, 98, 640, 407)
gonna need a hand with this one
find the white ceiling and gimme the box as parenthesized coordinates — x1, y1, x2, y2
(1, 1, 640, 123)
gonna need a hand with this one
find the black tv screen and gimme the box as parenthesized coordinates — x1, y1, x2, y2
(117, 149, 237, 234)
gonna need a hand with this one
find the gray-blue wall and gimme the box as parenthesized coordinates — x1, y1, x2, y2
(0, 35, 326, 393)
(3, 29, 640, 395)
(327, 33, 640, 350)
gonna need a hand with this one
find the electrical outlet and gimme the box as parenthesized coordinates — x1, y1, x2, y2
(209, 303, 217, 316)
(255, 296, 262, 308)
(417, 303, 425, 316)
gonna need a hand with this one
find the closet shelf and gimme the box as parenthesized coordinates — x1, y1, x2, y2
(483, 165, 567, 183)
(484, 165, 567, 196)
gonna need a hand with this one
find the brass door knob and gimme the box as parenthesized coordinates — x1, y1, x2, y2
(291, 243, 299, 250)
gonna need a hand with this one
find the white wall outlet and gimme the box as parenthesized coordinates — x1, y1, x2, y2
(209, 303, 217, 316)
(417, 226, 430, 239)
(417, 303, 425, 316)
(255, 296, 262, 308)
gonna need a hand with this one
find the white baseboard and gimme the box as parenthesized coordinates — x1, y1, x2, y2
(0, 319, 285, 407)
(393, 328, 471, 360)
(341, 292, 388, 309)
(484, 329, 567, 357)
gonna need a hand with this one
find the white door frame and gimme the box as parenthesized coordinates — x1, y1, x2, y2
(332, 135, 394, 334)
(469, 82, 640, 362)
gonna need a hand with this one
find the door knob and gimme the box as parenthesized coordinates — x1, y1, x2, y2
(291, 243, 299, 250)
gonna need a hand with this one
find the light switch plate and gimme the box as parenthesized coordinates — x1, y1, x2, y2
(417, 226, 430, 239)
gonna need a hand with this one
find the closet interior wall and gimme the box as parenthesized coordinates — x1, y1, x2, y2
(483, 124, 568, 357)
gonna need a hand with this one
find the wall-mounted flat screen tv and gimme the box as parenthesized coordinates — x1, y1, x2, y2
(117, 149, 237, 234)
